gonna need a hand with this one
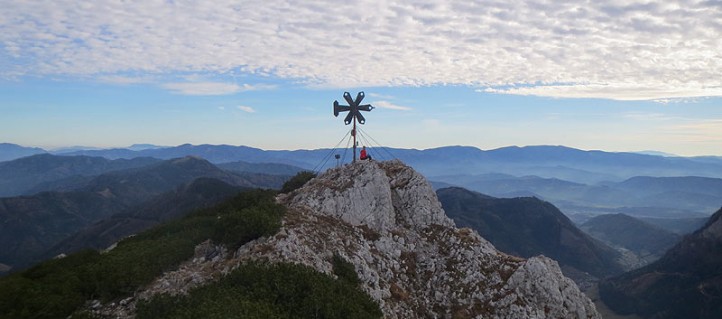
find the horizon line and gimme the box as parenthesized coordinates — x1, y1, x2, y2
(5, 141, 720, 158)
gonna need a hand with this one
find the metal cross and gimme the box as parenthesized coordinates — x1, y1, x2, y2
(333, 91, 374, 162)
(333, 91, 374, 125)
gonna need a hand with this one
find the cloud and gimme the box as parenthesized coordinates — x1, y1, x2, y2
(161, 82, 274, 95)
(368, 93, 395, 99)
(483, 84, 722, 101)
(374, 100, 413, 111)
(98, 75, 154, 85)
(2, 0, 721, 100)
(622, 112, 677, 121)
(162, 82, 244, 95)
(653, 97, 705, 104)
(237, 105, 255, 113)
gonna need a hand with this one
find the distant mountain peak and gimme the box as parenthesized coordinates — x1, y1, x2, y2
(634, 150, 679, 157)
(0, 143, 46, 161)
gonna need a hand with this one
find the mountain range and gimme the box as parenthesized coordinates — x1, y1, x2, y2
(5, 143, 722, 182)
(431, 173, 722, 224)
(6, 143, 720, 223)
(0, 156, 294, 273)
(1, 148, 719, 317)
(0, 154, 159, 197)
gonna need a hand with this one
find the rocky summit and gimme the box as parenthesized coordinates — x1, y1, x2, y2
(238, 160, 599, 318)
(95, 160, 599, 318)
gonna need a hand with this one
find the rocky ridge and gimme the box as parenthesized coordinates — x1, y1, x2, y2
(241, 160, 599, 318)
(94, 160, 599, 318)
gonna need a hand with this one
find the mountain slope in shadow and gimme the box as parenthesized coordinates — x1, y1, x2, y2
(437, 187, 625, 283)
(0, 156, 271, 273)
(581, 213, 680, 266)
(599, 207, 722, 319)
(46, 177, 247, 258)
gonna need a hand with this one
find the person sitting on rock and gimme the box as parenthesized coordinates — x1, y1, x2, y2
(360, 146, 372, 161)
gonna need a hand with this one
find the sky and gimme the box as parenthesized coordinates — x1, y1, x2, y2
(1, 0, 721, 156)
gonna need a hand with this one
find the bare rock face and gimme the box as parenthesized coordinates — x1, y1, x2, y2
(240, 160, 600, 318)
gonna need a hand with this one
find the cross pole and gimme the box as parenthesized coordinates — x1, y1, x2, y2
(333, 91, 374, 162)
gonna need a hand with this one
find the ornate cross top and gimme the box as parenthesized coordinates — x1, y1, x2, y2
(333, 91, 374, 125)
(332, 91, 374, 162)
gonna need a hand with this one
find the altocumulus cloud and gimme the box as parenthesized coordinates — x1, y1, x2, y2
(1, 0, 721, 100)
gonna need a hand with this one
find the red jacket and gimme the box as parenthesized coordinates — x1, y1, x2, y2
(360, 149, 368, 159)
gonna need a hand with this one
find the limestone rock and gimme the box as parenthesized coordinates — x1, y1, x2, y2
(91, 160, 600, 318)
(242, 160, 600, 318)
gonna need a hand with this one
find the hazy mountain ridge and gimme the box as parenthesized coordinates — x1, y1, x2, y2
(612, 176, 722, 211)
(580, 213, 680, 265)
(217, 160, 305, 176)
(13, 143, 721, 182)
(599, 208, 722, 319)
(436, 187, 626, 281)
(434, 173, 722, 221)
(46, 177, 247, 259)
(0, 154, 160, 197)
(0, 143, 46, 162)
(0, 156, 287, 273)
(639, 216, 708, 235)
(74, 156, 254, 205)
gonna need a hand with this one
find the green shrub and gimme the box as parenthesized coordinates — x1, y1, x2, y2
(332, 253, 361, 286)
(0, 188, 286, 319)
(212, 206, 284, 249)
(280, 171, 316, 193)
(0, 187, 381, 319)
(0, 250, 100, 319)
(136, 262, 382, 319)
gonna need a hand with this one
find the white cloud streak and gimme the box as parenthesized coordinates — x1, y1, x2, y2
(237, 105, 255, 113)
(1, 0, 721, 100)
(374, 100, 413, 111)
(161, 82, 274, 95)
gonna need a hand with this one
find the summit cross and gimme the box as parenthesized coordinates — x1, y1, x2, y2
(333, 91, 374, 162)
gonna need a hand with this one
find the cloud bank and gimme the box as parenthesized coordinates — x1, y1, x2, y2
(2, 0, 721, 100)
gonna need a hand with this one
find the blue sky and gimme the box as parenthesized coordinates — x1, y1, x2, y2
(1, 1, 721, 156)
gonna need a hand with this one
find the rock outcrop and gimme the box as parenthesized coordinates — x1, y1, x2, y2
(238, 160, 599, 318)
